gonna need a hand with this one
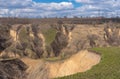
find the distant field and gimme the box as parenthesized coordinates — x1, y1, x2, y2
(0, 17, 120, 24)
(55, 47, 120, 79)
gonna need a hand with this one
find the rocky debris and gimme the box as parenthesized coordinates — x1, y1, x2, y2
(0, 59, 28, 79)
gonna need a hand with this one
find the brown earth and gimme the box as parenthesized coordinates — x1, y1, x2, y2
(22, 50, 101, 79)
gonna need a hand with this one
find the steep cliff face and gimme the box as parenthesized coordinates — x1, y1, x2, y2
(51, 23, 75, 56)
(104, 25, 120, 46)
(0, 24, 12, 52)
(0, 23, 119, 59)
(57, 24, 120, 56)
(0, 24, 45, 59)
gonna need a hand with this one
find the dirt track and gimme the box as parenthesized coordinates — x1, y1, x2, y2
(22, 50, 101, 79)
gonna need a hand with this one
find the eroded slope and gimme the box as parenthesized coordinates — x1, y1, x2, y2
(22, 50, 100, 79)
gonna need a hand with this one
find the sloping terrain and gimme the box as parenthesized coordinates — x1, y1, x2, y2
(48, 50, 100, 78)
(0, 23, 120, 59)
(22, 50, 100, 79)
(62, 24, 120, 56)
(56, 47, 120, 79)
(0, 22, 119, 79)
(0, 59, 27, 79)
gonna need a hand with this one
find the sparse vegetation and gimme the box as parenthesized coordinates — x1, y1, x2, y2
(44, 57, 62, 62)
(44, 53, 69, 62)
(0, 24, 12, 51)
(19, 27, 30, 44)
(42, 28, 56, 46)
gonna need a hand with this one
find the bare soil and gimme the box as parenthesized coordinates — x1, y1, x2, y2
(22, 50, 101, 79)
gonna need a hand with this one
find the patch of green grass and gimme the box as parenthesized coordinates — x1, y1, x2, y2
(55, 47, 120, 79)
(44, 53, 70, 62)
(42, 28, 56, 46)
(44, 57, 61, 62)
(0, 58, 17, 61)
(19, 27, 30, 44)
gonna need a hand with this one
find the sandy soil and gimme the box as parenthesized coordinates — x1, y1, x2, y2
(22, 50, 101, 79)
(21, 58, 43, 73)
(48, 50, 101, 78)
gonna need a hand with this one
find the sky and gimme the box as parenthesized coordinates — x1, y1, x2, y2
(0, 0, 120, 18)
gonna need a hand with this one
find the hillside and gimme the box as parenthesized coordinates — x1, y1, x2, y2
(0, 21, 120, 79)
(21, 50, 100, 79)
(56, 47, 120, 79)
(0, 22, 120, 59)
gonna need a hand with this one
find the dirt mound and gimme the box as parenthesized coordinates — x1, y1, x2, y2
(48, 50, 101, 78)
(22, 50, 101, 79)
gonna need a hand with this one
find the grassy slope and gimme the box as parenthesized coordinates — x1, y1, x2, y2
(56, 47, 120, 79)
(42, 28, 56, 46)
